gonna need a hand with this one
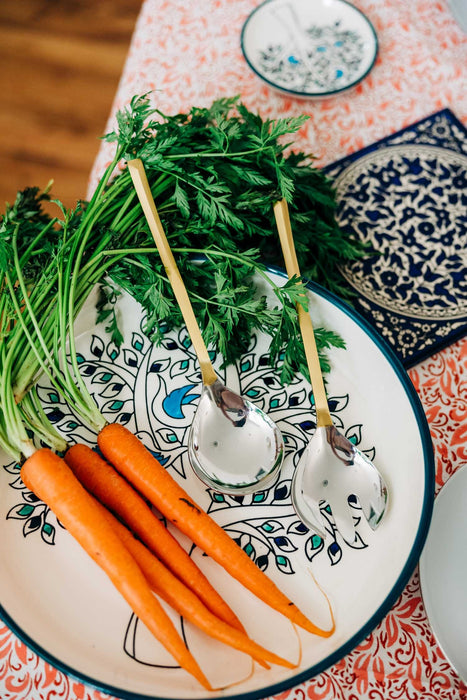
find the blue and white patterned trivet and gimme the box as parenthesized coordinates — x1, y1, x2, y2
(325, 109, 467, 367)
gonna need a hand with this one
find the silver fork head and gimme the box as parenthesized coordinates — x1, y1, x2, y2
(291, 425, 388, 542)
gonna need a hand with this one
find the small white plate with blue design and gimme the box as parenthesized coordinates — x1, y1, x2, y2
(241, 0, 378, 98)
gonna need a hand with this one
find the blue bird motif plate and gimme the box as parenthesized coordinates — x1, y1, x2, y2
(0, 269, 434, 699)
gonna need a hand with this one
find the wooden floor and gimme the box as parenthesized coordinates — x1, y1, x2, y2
(0, 0, 143, 213)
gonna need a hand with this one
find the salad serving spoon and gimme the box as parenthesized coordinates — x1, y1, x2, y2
(273, 198, 388, 541)
(128, 159, 284, 495)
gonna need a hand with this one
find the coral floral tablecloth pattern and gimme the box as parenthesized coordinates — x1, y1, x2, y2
(1, 0, 467, 698)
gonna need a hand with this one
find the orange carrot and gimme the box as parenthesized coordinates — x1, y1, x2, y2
(94, 497, 296, 670)
(98, 423, 335, 638)
(64, 443, 243, 632)
(20, 448, 212, 690)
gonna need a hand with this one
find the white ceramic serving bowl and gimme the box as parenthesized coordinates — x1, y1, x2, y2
(0, 269, 434, 700)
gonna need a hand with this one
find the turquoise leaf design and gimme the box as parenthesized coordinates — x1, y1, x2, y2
(244, 542, 256, 560)
(275, 554, 294, 575)
(41, 522, 56, 545)
(345, 424, 362, 445)
(252, 491, 267, 503)
(131, 332, 145, 352)
(92, 371, 113, 384)
(7, 503, 35, 519)
(103, 400, 124, 412)
(212, 493, 225, 504)
(241, 358, 252, 372)
(123, 349, 138, 367)
(170, 359, 190, 378)
(261, 519, 282, 533)
(305, 533, 324, 562)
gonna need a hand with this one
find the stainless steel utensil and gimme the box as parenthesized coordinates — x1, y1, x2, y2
(273, 198, 388, 541)
(128, 159, 284, 494)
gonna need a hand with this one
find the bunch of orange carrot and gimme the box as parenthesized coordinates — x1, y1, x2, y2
(21, 423, 335, 690)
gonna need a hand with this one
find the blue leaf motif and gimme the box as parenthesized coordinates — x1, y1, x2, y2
(123, 349, 138, 368)
(327, 540, 342, 566)
(149, 359, 171, 374)
(46, 408, 65, 424)
(287, 388, 307, 407)
(23, 515, 43, 536)
(287, 520, 309, 535)
(22, 491, 40, 503)
(299, 419, 316, 433)
(98, 382, 125, 399)
(262, 375, 282, 391)
(273, 536, 297, 553)
(117, 413, 132, 425)
(256, 554, 269, 571)
(346, 530, 368, 550)
(273, 480, 291, 501)
(90, 334, 104, 358)
(158, 429, 181, 447)
(327, 394, 349, 413)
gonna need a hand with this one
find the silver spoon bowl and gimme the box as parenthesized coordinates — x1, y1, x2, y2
(128, 159, 284, 495)
(273, 198, 388, 541)
(292, 425, 388, 542)
(188, 379, 283, 494)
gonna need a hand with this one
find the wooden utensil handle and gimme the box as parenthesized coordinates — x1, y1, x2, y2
(273, 199, 332, 427)
(128, 159, 217, 386)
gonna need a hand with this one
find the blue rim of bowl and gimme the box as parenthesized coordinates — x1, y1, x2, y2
(240, 0, 379, 98)
(0, 269, 435, 700)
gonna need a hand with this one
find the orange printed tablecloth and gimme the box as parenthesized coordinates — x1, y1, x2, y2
(1, 1, 467, 698)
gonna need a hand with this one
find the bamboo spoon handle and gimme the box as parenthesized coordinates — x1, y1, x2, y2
(273, 198, 332, 427)
(128, 159, 218, 387)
